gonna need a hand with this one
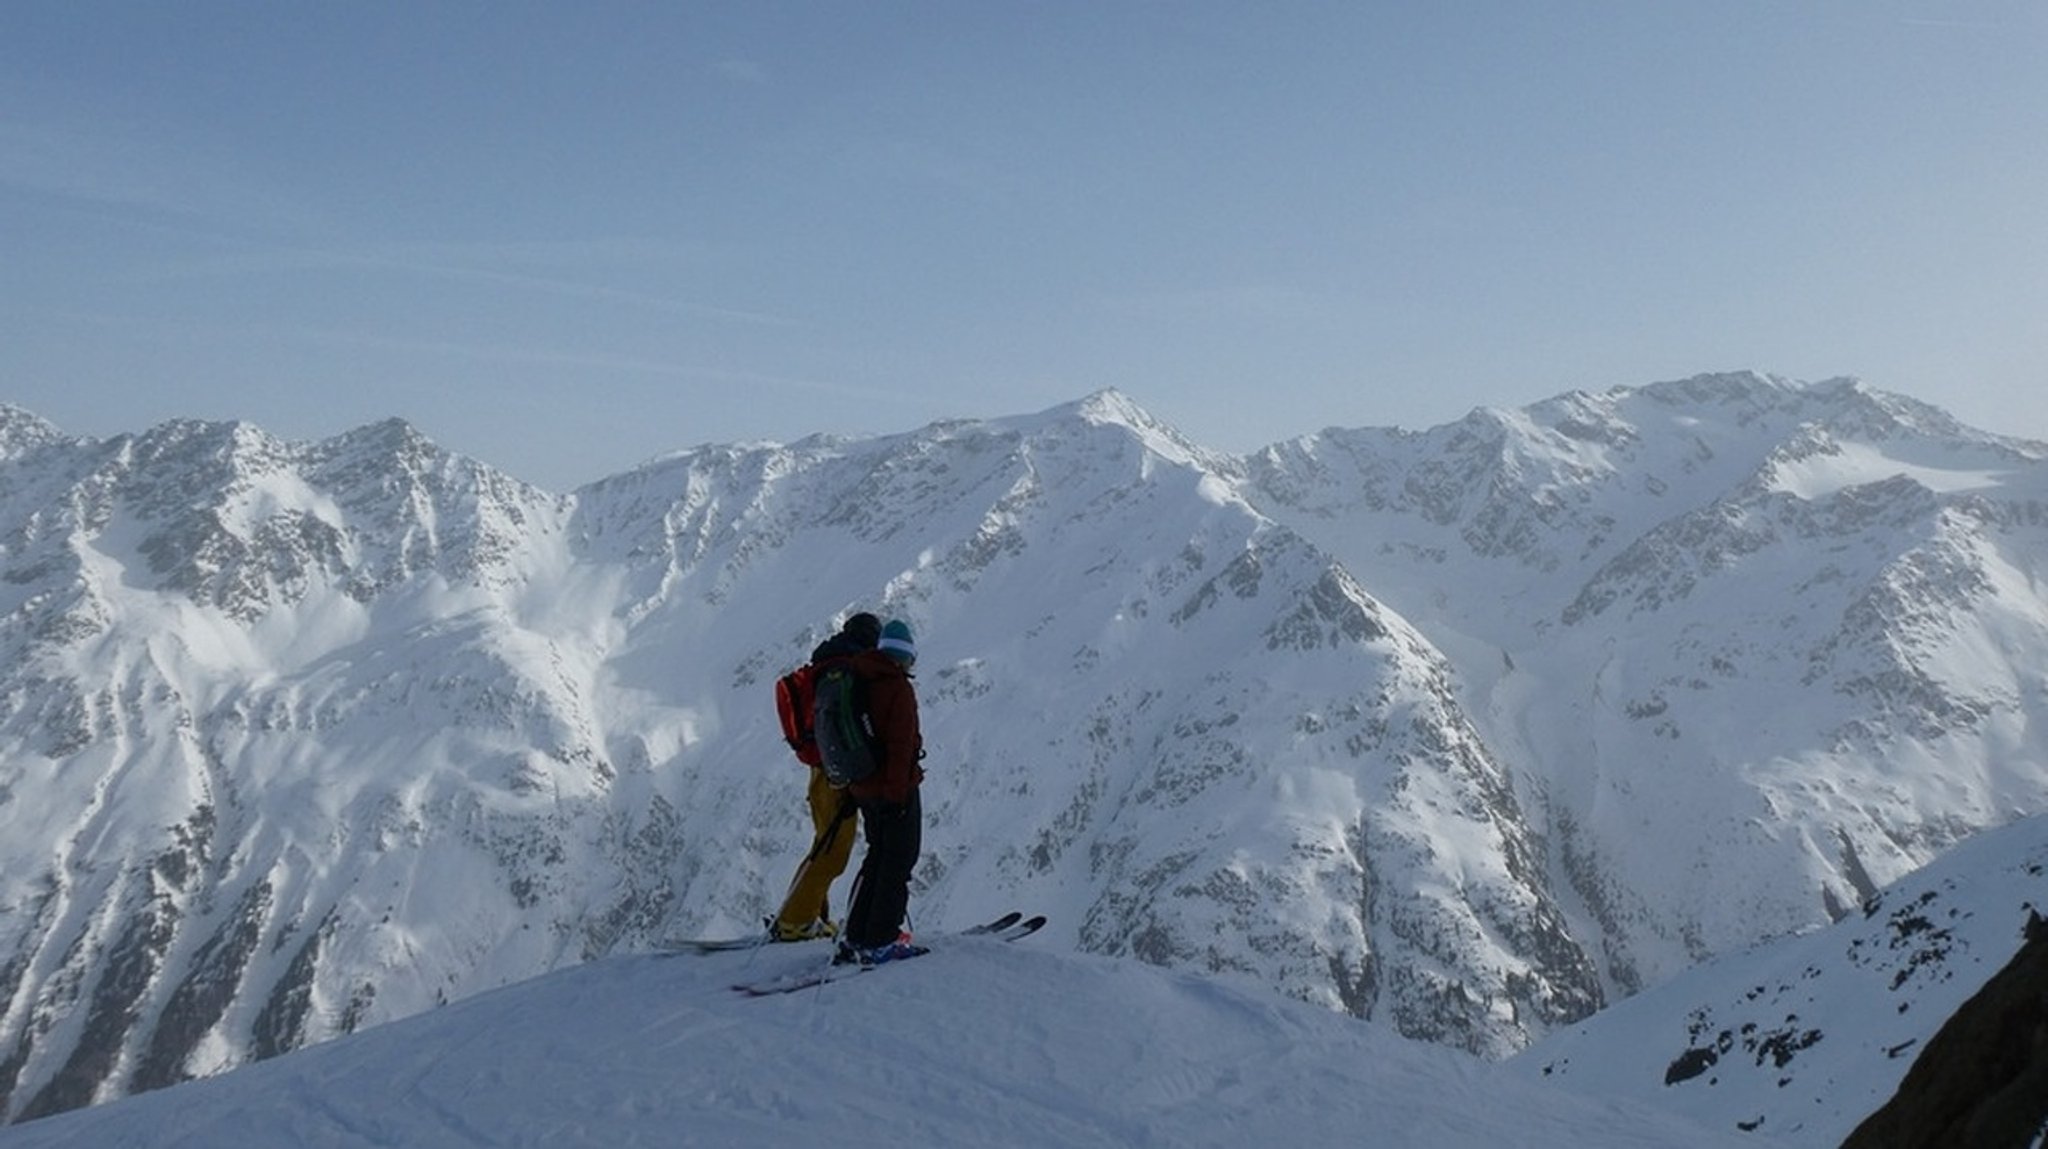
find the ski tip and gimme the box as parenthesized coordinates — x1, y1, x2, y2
(962, 911, 1024, 935)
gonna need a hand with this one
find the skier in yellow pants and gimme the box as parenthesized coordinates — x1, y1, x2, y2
(768, 612, 880, 940)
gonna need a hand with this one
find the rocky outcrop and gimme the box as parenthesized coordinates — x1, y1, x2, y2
(1841, 911, 2048, 1149)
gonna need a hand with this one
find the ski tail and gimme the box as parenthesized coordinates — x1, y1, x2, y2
(656, 933, 771, 955)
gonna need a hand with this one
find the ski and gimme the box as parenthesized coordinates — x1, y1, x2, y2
(959, 910, 1024, 936)
(997, 914, 1047, 941)
(654, 934, 773, 955)
(659, 910, 1019, 957)
(729, 912, 1047, 998)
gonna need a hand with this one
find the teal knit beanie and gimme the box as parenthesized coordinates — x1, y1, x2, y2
(878, 619, 916, 666)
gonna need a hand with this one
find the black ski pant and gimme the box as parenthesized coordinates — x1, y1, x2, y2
(845, 791, 921, 949)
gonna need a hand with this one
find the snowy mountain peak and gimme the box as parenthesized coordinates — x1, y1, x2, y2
(1029, 388, 1221, 469)
(2, 376, 2047, 1133)
(0, 405, 69, 460)
(1066, 386, 1156, 431)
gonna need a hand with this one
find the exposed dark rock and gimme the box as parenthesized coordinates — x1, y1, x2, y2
(17, 903, 175, 1121)
(250, 912, 336, 1062)
(1666, 1045, 1719, 1085)
(131, 882, 273, 1093)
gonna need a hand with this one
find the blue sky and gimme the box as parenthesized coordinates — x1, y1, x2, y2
(5, 2, 2045, 490)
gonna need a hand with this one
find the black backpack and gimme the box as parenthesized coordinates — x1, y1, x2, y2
(810, 660, 879, 787)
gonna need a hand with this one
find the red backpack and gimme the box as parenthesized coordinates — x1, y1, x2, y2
(774, 665, 822, 766)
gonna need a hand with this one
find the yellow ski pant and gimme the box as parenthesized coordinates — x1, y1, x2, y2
(773, 767, 858, 929)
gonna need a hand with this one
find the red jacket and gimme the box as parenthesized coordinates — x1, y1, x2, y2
(842, 649, 923, 805)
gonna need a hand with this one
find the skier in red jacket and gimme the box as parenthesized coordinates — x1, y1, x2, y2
(836, 619, 927, 964)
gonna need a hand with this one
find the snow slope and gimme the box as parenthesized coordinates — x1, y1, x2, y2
(1246, 374, 2048, 995)
(0, 926, 1751, 1149)
(1512, 812, 2048, 1144)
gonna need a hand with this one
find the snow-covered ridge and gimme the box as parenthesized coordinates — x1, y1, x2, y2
(0, 926, 1750, 1149)
(0, 372, 2045, 1126)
